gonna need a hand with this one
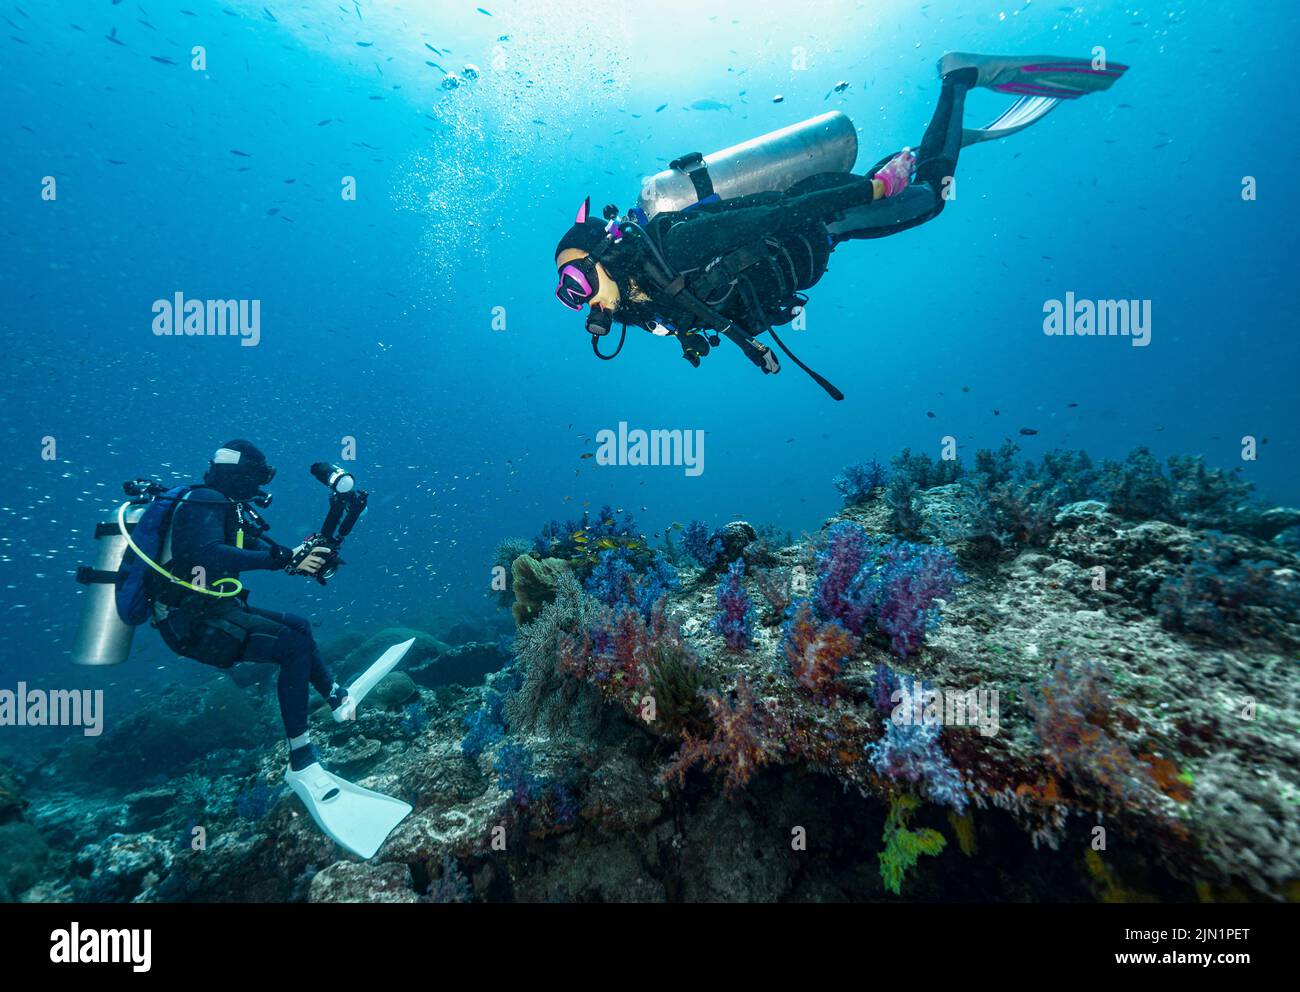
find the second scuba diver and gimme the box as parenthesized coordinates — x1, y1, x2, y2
(553, 52, 1128, 399)
(118, 440, 412, 857)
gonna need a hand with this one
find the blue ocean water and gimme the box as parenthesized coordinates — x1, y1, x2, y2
(1, 0, 1296, 721)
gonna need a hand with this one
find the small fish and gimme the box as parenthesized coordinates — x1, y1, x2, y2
(316, 119, 332, 126)
(595, 538, 619, 550)
(266, 207, 279, 215)
(579, 452, 594, 460)
(477, 6, 492, 14)
(1067, 402, 1078, 408)
(263, 6, 276, 21)
(105, 27, 125, 46)
(772, 94, 784, 103)
(654, 103, 667, 112)
(356, 41, 372, 47)
(926, 411, 936, 418)
(230, 149, 251, 157)
(150, 55, 176, 65)
(688, 98, 730, 111)
(1018, 428, 1039, 436)
(424, 43, 440, 54)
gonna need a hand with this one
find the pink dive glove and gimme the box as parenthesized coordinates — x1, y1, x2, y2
(875, 147, 916, 198)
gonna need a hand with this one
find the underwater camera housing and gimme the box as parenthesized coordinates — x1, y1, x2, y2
(290, 463, 369, 585)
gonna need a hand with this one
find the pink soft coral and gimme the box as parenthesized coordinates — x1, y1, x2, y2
(782, 601, 857, 703)
(663, 676, 787, 795)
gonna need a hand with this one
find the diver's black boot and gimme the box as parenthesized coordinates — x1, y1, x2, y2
(325, 682, 349, 714)
(288, 736, 318, 772)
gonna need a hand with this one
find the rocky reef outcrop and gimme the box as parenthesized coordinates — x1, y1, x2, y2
(8, 446, 1299, 903)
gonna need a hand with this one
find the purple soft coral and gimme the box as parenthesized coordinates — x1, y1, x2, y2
(714, 559, 755, 651)
(813, 521, 875, 634)
(868, 675, 969, 812)
(813, 522, 964, 657)
(863, 540, 965, 657)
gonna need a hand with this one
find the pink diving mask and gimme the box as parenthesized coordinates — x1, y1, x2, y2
(555, 255, 599, 311)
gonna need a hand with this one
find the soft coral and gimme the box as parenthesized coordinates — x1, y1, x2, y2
(813, 522, 964, 656)
(782, 600, 856, 702)
(713, 559, 755, 651)
(663, 676, 786, 795)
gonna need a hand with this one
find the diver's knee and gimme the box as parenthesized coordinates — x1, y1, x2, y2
(275, 626, 314, 665)
(279, 613, 313, 637)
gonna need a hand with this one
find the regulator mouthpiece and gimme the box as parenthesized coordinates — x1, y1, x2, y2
(586, 306, 613, 337)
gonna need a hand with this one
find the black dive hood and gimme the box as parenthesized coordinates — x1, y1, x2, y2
(204, 439, 275, 502)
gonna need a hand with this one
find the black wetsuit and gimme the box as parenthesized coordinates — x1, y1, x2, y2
(622, 72, 972, 359)
(152, 487, 337, 741)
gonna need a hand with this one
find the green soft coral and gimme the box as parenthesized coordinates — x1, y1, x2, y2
(880, 793, 946, 895)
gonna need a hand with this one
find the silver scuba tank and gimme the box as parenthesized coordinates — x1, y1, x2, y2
(635, 111, 859, 220)
(71, 504, 144, 666)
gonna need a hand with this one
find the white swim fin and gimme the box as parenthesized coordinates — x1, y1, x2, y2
(285, 762, 411, 860)
(333, 637, 416, 723)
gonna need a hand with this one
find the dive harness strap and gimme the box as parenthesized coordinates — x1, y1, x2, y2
(636, 223, 844, 400)
(76, 568, 120, 585)
(669, 152, 715, 205)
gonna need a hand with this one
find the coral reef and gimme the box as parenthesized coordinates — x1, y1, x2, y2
(835, 460, 888, 506)
(7, 446, 1298, 905)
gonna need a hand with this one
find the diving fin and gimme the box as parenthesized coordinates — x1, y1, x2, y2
(332, 636, 416, 723)
(961, 94, 1062, 146)
(285, 762, 411, 860)
(939, 52, 1128, 99)
(938, 52, 1128, 147)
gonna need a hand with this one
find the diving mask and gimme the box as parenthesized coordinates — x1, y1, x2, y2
(555, 255, 600, 312)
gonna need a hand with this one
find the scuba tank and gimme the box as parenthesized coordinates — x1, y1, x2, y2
(71, 503, 147, 666)
(70, 480, 246, 665)
(635, 111, 858, 220)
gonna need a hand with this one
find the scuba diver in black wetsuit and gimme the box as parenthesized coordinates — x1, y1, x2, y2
(147, 440, 348, 772)
(71, 440, 416, 857)
(553, 52, 1128, 400)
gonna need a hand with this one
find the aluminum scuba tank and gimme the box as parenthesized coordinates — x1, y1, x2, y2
(635, 110, 859, 220)
(71, 504, 145, 666)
